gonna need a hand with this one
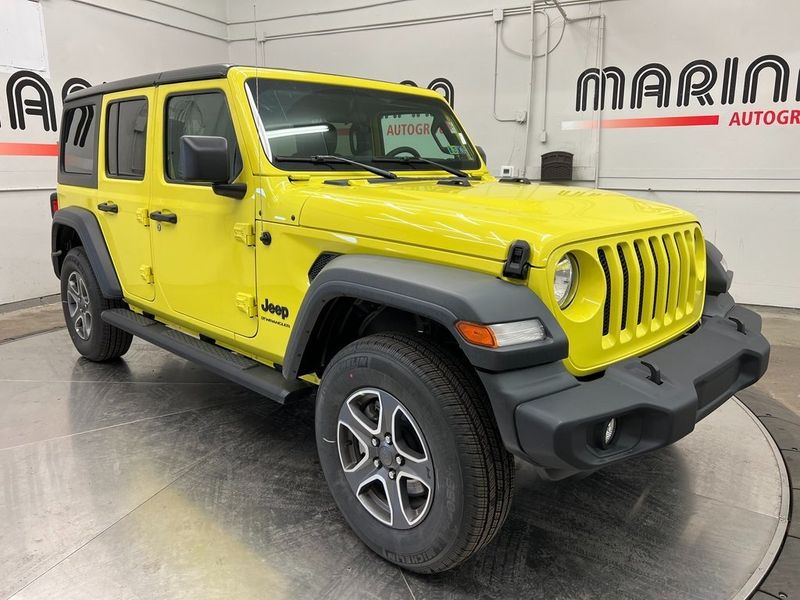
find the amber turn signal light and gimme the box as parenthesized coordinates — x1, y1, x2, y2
(456, 319, 547, 348)
(455, 321, 498, 348)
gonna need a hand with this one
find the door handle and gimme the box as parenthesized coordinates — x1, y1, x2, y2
(150, 210, 178, 224)
(97, 202, 118, 214)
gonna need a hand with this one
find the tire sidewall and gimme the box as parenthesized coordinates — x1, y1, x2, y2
(60, 248, 105, 358)
(316, 342, 471, 570)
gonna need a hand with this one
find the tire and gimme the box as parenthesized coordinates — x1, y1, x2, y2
(316, 333, 515, 573)
(60, 247, 133, 362)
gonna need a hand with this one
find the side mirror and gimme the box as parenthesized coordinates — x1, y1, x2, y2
(476, 145, 487, 165)
(179, 135, 229, 183)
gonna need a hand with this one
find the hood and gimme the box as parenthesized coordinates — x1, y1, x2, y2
(297, 179, 697, 267)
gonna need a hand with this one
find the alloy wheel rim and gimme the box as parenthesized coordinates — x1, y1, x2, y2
(66, 271, 92, 341)
(337, 388, 434, 529)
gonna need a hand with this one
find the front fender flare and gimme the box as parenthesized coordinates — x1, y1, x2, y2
(282, 255, 567, 378)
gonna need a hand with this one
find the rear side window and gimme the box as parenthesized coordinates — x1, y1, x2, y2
(106, 98, 148, 179)
(62, 105, 98, 175)
(165, 91, 241, 182)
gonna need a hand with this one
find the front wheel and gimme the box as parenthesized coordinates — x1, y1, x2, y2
(316, 333, 515, 573)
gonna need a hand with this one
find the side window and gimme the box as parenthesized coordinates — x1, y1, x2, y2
(106, 98, 148, 179)
(62, 105, 98, 175)
(165, 91, 241, 182)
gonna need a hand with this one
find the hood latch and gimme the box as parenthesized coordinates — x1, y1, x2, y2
(503, 240, 531, 280)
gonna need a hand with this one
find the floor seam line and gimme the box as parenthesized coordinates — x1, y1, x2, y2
(6, 446, 224, 599)
(0, 397, 250, 452)
(688, 489, 784, 520)
(0, 326, 67, 346)
(757, 414, 800, 427)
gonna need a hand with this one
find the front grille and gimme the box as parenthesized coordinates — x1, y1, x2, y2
(595, 226, 702, 348)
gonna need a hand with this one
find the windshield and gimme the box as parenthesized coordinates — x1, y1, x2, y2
(245, 78, 480, 173)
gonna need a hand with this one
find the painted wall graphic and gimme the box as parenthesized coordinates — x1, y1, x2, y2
(6, 70, 58, 131)
(568, 53, 800, 129)
(400, 78, 455, 107)
(0, 70, 90, 156)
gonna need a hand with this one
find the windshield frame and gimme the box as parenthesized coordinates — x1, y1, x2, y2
(244, 77, 483, 176)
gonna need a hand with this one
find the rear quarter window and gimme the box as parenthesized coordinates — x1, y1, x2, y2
(63, 106, 98, 174)
(59, 98, 101, 188)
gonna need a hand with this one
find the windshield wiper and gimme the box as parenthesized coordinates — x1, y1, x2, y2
(274, 154, 397, 180)
(372, 156, 469, 179)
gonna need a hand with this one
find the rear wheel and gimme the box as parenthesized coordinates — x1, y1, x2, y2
(60, 247, 132, 361)
(316, 333, 514, 573)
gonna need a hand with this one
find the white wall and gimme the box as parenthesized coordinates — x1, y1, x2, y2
(2, 0, 798, 308)
(227, 0, 800, 308)
(0, 0, 228, 305)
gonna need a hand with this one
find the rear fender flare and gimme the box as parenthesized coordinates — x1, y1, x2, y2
(52, 206, 122, 299)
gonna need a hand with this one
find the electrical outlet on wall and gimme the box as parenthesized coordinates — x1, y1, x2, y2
(500, 165, 516, 178)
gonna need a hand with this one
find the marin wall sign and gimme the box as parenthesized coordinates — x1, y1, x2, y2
(400, 78, 455, 107)
(0, 70, 91, 156)
(566, 53, 800, 130)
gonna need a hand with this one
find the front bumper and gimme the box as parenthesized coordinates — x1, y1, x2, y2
(479, 293, 770, 477)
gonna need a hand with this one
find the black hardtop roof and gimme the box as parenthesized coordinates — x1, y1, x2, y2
(63, 64, 431, 105)
(65, 64, 233, 103)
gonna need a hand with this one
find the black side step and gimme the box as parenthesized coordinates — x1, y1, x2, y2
(101, 308, 312, 404)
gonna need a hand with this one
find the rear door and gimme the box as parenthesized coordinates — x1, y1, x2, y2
(149, 82, 258, 337)
(96, 89, 155, 301)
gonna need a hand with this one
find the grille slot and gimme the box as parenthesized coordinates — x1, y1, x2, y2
(616, 244, 629, 332)
(648, 238, 660, 319)
(598, 248, 612, 336)
(634, 243, 645, 325)
(662, 235, 672, 313)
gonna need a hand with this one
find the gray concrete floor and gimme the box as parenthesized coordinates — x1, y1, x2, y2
(751, 307, 800, 415)
(0, 302, 795, 599)
(0, 303, 66, 344)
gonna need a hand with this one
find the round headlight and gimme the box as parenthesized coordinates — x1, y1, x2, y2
(553, 253, 578, 308)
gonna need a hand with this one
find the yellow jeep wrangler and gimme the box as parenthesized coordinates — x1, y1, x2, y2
(50, 64, 770, 573)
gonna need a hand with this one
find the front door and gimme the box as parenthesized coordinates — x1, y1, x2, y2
(150, 83, 257, 337)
